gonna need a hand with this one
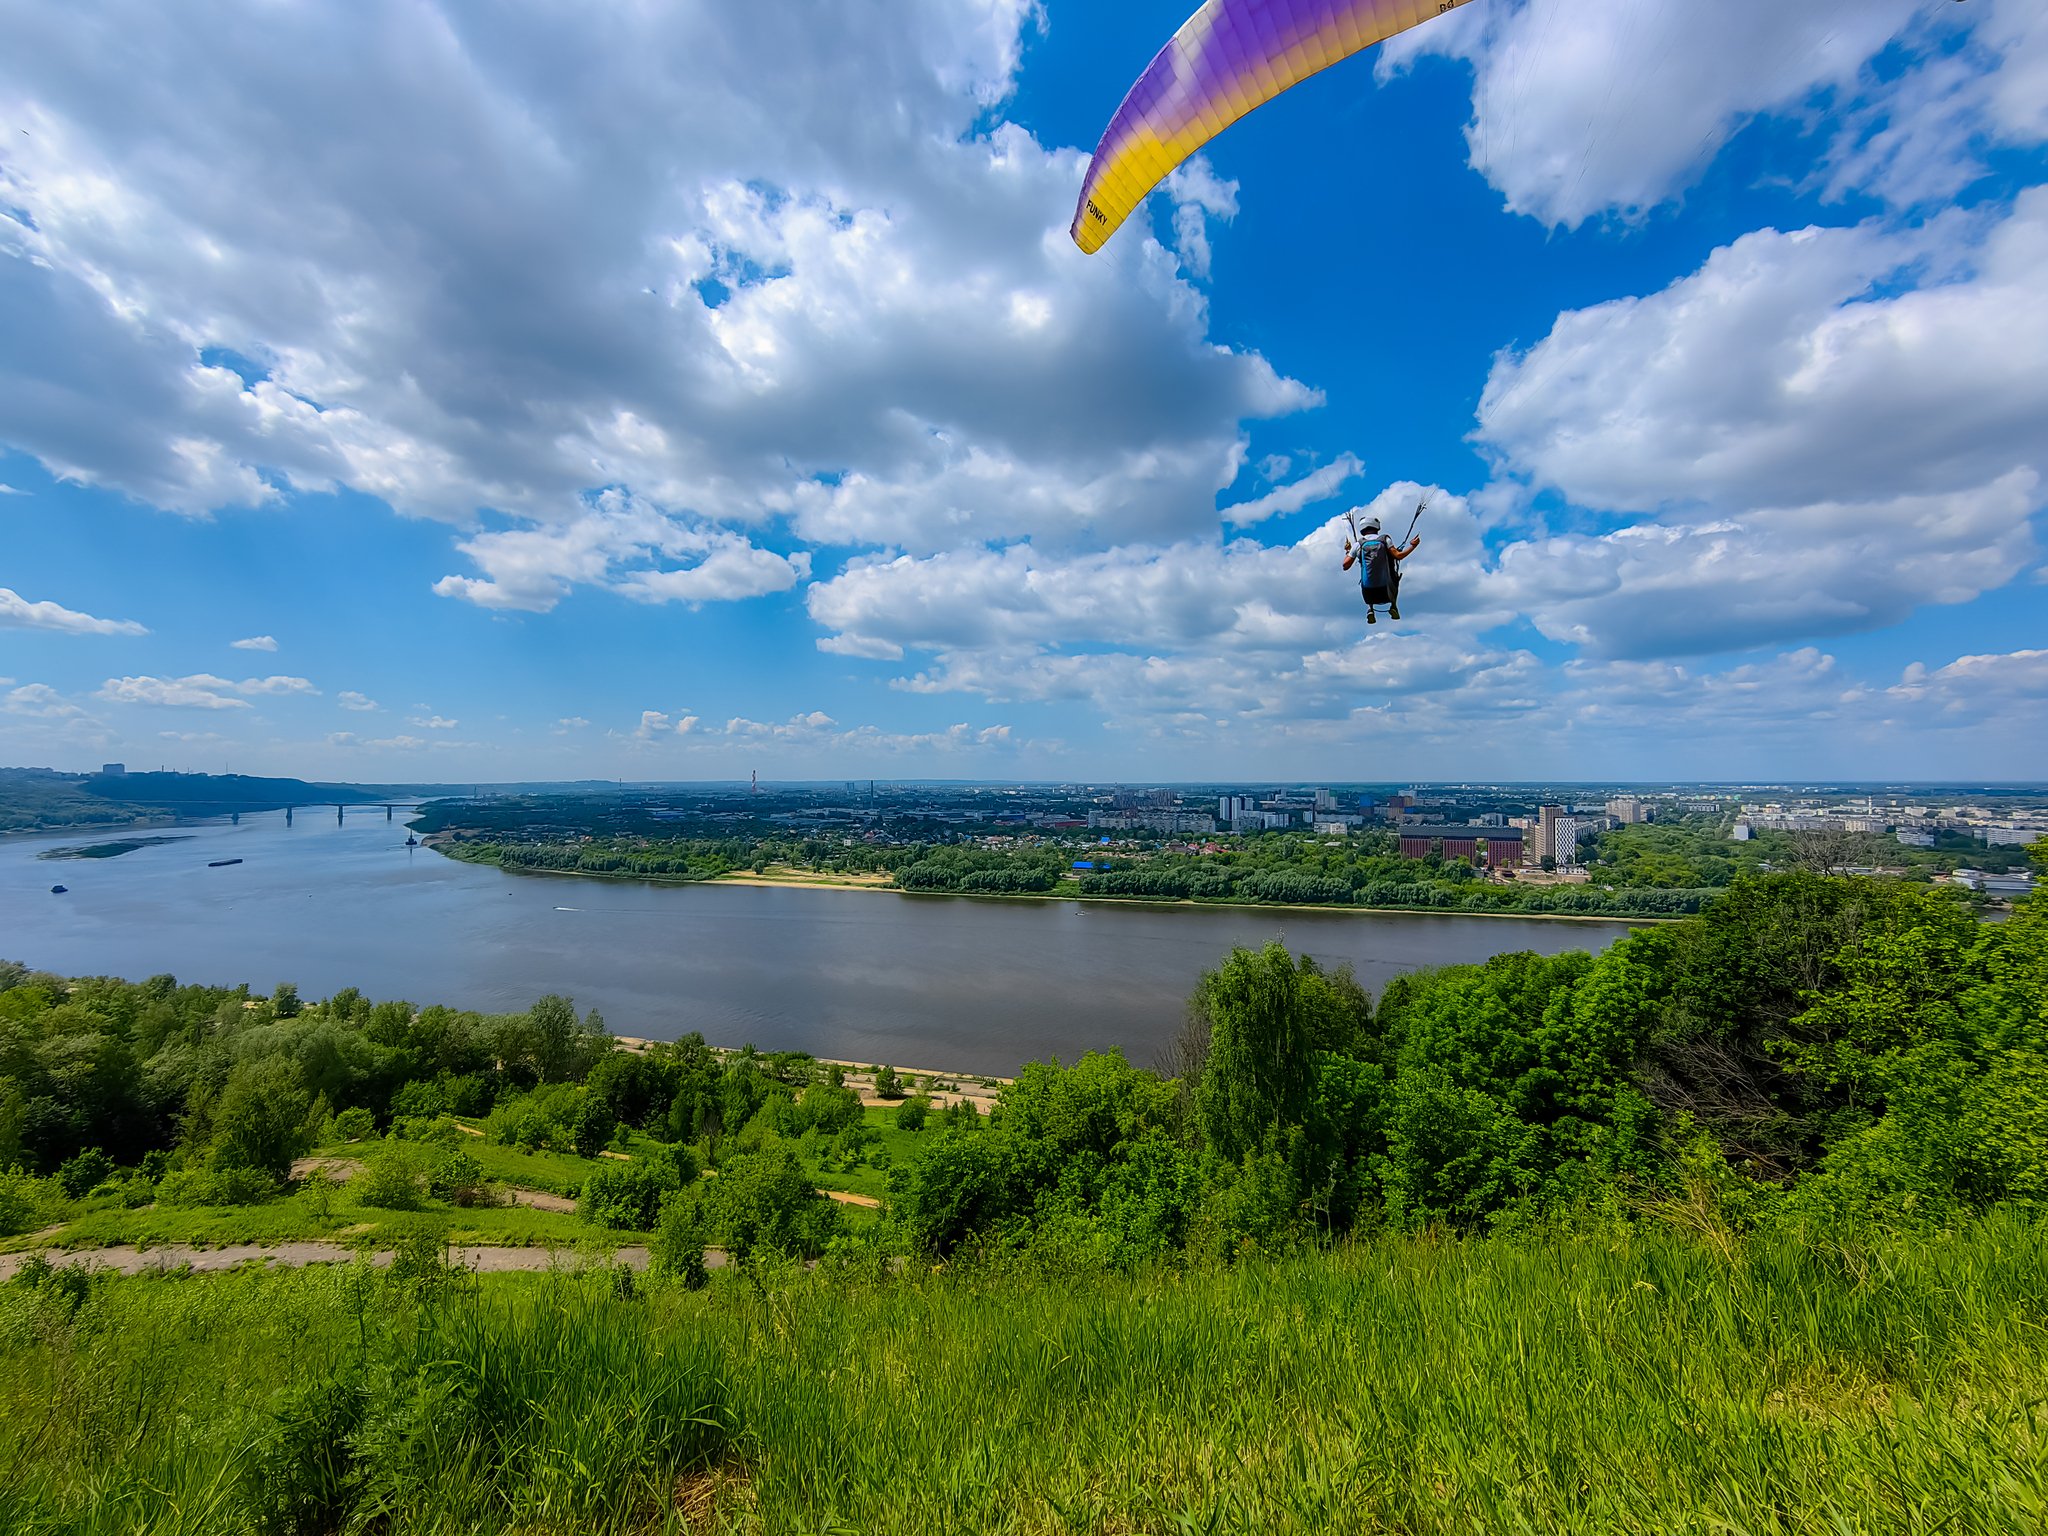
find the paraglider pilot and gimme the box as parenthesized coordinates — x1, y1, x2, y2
(1343, 516, 1418, 624)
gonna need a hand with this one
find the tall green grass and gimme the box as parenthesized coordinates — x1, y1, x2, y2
(2, 1221, 2044, 1533)
(708, 1220, 2048, 1533)
(0, 1263, 732, 1535)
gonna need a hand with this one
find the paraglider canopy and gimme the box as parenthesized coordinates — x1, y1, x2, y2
(1072, 0, 1479, 254)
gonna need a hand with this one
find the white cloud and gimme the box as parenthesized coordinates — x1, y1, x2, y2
(158, 730, 227, 741)
(1478, 200, 2048, 517)
(1446, 194, 2048, 659)
(433, 494, 811, 613)
(230, 635, 277, 650)
(95, 672, 317, 709)
(1381, 0, 2044, 229)
(408, 714, 458, 729)
(1221, 454, 1362, 525)
(1165, 154, 1239, 279)
(817, 633, 905, 660)
(1479, 475, 2039, 660)
(0, 485, 30, 495)
(337, 691, 379, 711)
(0, 587, 148, 636)
(4, 682, 87, 718)
(236, 675, 318, 695)
(327, 731, 426, 750)
(0, 1, 1308, 566)
(98, 674, 253, 710)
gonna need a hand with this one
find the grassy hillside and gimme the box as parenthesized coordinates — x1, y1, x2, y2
(4, 1220, 2043, 1533)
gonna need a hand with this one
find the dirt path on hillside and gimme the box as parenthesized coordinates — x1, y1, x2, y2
(0, 1242, 704, 1281)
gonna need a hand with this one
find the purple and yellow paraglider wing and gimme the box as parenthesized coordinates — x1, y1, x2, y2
(1071, 0, 1475, 254)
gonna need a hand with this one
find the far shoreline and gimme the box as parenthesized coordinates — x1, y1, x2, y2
(446, 850, 1670, 925)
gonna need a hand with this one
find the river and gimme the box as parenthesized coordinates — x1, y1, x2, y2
(2, 811, 1643, 1075)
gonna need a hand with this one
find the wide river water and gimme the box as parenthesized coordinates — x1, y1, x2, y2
(3, 811, 1642, 1075)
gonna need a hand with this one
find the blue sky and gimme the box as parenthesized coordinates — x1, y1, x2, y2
(1, 0, 2043, 783)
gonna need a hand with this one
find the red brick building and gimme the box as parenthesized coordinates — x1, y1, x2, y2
(1398, 826, 1523, 868)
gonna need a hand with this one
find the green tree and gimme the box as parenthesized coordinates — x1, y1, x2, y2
(210, 1056, 310, 1177)
(568, 1093, 617, 1158)
(894, 1096, 930, 1131)
(530, 994, 577, 1082)
(704, 1145, 843, 1261)
(1194, 943, 1361, 1161)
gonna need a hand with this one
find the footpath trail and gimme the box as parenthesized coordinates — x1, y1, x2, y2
(1, 1151, 884, 1280)
(0, 1242, 699, 1282)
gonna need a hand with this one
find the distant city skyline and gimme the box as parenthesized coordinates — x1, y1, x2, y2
(3, 0, 2043, 781)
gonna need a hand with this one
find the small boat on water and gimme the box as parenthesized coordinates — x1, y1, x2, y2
(406, 834, 419, 847)
(208, 858, 243, 868)
(50, 884, 66, 894)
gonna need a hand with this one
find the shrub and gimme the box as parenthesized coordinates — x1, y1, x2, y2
(0, 1168, 51, 1236)
(894, 1096, 930, 1132)
(391, 1079, 446, 1119)
(333, 1107, 377, 1142)
(704, 1146, 844, 1260)
(157, 1165, 278, 1207)
(7, 1253, 94, 1313)
(387, 1231, 461, 1300)
(872, 1064, 902, 1099)
(569, 1096, 617, 1158)
(56, 1148, 115, 1200)
(441, 1072, 496, 1117)
(427, 1150, 498, 1208)
(579, 1160, 678, 1231)
(391, 1115, 465, 1148)
(352, 1150, 427, 1212)
(664, 1142, 703, 1185)
(649, 1191, 710, 1289)
(797, 1081, 862, 1134)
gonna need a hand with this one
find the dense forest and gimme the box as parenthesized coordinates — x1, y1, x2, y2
(439, 816, 2029, 920)
(4, 861, 2044, 1263)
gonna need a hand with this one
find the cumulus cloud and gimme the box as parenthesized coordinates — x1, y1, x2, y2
(408, 715, 458, 729)
(1559, 644, 2048, 755)
(0, 587, 147, 636)
(4, 682, 88, 718)
(229, 635, 277, 650)
(99, 675, 252, 710)
(1478, 199, 2048, 516)
(0, 0, 1308, 567)
(1165, 155, 1239, 279)
(432, 493, 813, 613)
(96, 672, 318, 708)
(236, 675, 318, 696)
(817, 633, 904, 660)
(1221, 454, 1363, 525)
(1480, 474, 2039, 659)
(337, 691, 379, 710)
(327, 731, 426, 750)
(1450, 192, 2048, 657)
(1381, 0, 2044, 229)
